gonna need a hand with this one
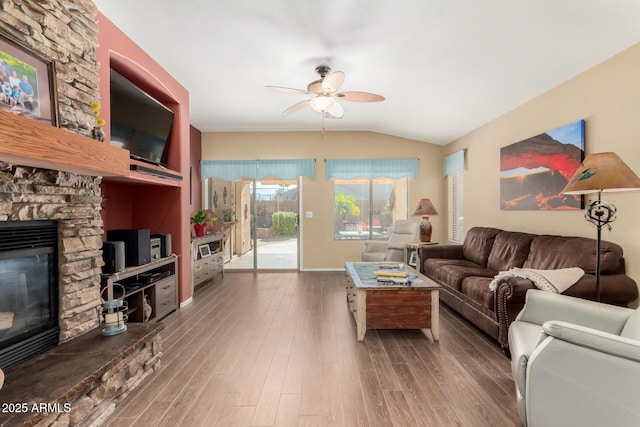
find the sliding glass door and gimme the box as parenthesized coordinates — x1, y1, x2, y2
(201, 159, 312, 271)
(225, 178, 299, 270)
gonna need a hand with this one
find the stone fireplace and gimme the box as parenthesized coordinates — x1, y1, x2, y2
(0, 0, 106, 350)
(0, 220, 59, 370)
(0, 2, 163, 425)
(0, 166, 103, 368)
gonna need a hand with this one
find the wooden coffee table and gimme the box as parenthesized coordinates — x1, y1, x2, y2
(344, 262, 440, 342)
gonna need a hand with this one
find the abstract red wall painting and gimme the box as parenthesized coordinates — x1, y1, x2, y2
(500, 120, 585, 210)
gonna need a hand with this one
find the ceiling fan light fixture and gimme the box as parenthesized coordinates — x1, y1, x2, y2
(309, 95, 335, 113)
(268, 65, 383, 125)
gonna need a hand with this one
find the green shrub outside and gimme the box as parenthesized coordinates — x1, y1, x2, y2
(272, 211, 297, 235)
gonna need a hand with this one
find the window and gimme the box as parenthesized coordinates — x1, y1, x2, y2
(448, 171, 464, 243)
(334, 177, 408, 240)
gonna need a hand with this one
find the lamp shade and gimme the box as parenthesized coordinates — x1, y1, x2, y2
(309, 95, 335, 113)
(413, 198, 438, 216)
(562, 152, 640, 195)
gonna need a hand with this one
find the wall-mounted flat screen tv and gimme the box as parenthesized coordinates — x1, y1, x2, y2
(109, 69, 174, 167)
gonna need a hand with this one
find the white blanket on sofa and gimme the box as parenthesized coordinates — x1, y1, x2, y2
(488, 267, 585, 293)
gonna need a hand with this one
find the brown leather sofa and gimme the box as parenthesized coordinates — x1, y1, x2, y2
(418, 226, 638, 349)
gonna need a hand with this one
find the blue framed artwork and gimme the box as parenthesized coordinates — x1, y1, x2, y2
(500, 119, 585, 210)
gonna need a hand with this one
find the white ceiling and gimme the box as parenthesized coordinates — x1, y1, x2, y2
(93, 0, 640, 145)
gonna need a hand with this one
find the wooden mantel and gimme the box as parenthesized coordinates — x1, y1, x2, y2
(0, 110, 129, 177)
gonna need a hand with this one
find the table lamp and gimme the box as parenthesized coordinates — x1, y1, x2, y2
(562, 152, 640, 301)
(413, 198, 438, 242)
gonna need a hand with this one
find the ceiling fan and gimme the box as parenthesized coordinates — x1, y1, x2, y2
(266, 65, 385, 119)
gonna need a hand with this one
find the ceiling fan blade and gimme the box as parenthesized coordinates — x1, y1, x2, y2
(265, 86, 310, 96)
(336, 91, 385, 102)
(322, 71, 345, 93)
(306, 79, 323, 94)
(281, 99, 310, 117)
(327, 101, 344, 118)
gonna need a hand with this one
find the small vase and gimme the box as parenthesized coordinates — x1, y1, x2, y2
(194, 223, 207, 237)
(91, 126, 105, 142)
(143, 295, 152, 322)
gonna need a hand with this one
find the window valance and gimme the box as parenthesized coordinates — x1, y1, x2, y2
(201, 159, 315, 181)
(201, 160, 257, 181)
(443, 150, 465, 177)
(257, 159, 315, 180)
(325, 158, 418, 180)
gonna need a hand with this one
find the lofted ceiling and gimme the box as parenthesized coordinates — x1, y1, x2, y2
(93, 0, 640, 145)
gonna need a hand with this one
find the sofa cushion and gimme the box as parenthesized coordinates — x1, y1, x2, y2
(487, 231, 535, 272)
(461, 276, 495, 310)
(462, 227, 501, 267)
(621, 309, 640, 340)
(426, 258, 497, 291)
(523, 235, 623, 274)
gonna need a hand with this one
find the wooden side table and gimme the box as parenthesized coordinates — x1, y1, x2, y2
(404, 242, 438, 268)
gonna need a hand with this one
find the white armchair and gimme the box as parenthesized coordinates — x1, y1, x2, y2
(361, 220, 420, 262)
(508, 289, 640, 427)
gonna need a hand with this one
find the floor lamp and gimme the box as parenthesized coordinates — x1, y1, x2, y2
(562, 152, 640, 301)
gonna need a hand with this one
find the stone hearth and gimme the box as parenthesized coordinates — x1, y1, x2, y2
(0, 323, 163, 427)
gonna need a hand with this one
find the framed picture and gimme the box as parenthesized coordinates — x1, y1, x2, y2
(408, 250, 417, 267)
(0, 32, 58, 126)
(198, 244, 211, 258)
(500, 119, 585, 210)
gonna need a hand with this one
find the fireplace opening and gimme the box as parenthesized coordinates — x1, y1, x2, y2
(0, 221, 58, 371)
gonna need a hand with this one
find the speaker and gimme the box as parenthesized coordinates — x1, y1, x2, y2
(151, 233, 172, 257)
(106, 229, 151, 267)
(150, 238, 161, 261)
(102, 241, 125, 274)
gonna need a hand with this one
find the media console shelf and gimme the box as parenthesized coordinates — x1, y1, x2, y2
(192, 233, 224, 290)
(103, 159, 183, 187)
(100, 255, 178, 322)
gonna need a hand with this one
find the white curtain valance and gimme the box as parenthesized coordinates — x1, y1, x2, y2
(201, 159, 315, 181)
(325, 158, 418, 180)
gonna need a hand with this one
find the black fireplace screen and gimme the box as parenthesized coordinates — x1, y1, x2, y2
(0, 221, 58, 370)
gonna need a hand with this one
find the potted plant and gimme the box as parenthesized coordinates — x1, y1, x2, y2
(190, 209, 209, 237)
(223, 208, 235, 222)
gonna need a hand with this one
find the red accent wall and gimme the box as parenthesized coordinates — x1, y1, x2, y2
(97, 13, 193, 305)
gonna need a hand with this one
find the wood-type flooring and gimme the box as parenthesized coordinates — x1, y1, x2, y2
(106, 271, 520, 427)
